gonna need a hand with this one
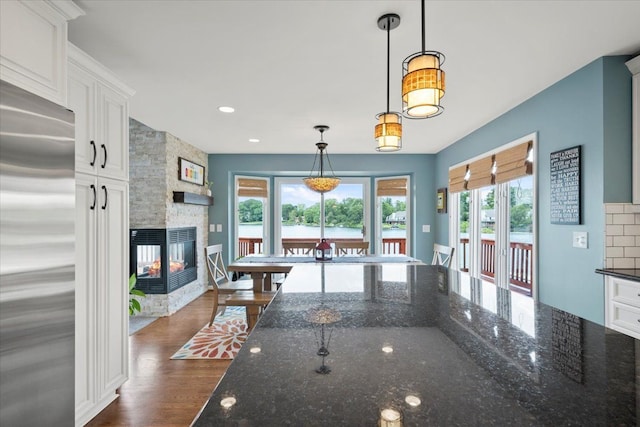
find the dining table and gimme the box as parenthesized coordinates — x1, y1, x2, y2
(192, 263, 637, 426)
(227, 254, 423, 292)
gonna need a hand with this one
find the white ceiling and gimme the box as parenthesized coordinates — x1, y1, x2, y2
(68, 0, 640, 155)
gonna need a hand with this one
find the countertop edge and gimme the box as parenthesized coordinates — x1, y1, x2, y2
(595, 268, 640, 282)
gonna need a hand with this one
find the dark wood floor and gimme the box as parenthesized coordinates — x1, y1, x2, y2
(88, 291, 231, 427)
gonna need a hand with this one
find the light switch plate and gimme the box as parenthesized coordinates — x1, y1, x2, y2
(216, 224, 222, 232)
(573, 231, 588, 249)
(209, 224, 215, 232)
(422, 225, 430, 233)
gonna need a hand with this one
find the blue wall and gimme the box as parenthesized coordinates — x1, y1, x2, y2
(207, 153, 436, 263)
(434, 56, 632, 324)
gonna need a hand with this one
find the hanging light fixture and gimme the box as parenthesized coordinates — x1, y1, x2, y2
(375, 13, 402, 152)
(303, 125, 341, 193)
(402, 0, 446, 119)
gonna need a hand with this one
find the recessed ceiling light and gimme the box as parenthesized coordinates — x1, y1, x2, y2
(218, 106, 235, 113)
(248, 138, 260, 143)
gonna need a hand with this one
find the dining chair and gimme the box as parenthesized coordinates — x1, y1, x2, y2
(335, 241, 369, 256)
(205, 244, 253, 291)
(205, 244, 277, 329)
(282, 241, 316, 256)
(432, 243, 454, 268)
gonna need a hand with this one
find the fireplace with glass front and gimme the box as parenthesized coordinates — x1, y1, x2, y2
(130, 227, 197, 294)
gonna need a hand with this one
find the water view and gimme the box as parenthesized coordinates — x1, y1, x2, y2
(238, 224, 406, 239)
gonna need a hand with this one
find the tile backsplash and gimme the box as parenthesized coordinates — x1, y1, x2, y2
(605, 203, 640, 268)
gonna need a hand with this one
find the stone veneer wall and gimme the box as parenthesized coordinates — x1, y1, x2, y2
(604, 203, 640, 268)
(129, 118, 209, 316)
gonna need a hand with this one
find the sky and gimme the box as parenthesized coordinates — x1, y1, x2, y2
(281, 183, 363, 207)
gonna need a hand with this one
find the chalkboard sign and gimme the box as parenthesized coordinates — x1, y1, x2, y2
(550, 146, 581, 224)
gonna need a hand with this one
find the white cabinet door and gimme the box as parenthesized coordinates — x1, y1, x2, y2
(69, 64, 97, 176)
(96, 177, 129, 400)
(97, 85, 129, 181)
(74, 173, 97, 425)
(68, 44, 132, 181)
(75, 175, 129, 426)
(0, 0, 83, 105)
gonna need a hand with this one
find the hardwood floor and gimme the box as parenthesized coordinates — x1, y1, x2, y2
(88, 291, 231, 427)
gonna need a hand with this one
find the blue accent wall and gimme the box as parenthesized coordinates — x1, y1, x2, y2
(207, 153, 436, 263)
(434, 56, 632, 324)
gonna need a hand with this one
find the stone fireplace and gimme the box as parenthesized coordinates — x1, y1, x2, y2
(129, 118, 209, 316)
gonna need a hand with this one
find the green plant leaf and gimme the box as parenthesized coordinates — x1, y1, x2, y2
(130, 289, 145, 297)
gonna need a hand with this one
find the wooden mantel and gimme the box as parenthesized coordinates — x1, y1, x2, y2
(173, 191, 213, 206)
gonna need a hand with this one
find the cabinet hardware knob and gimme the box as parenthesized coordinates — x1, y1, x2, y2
(101, 185, 107, 209)
(90, 184, 96, 210)
(101, 144, 107, 168)
(90, 141, 96, 166)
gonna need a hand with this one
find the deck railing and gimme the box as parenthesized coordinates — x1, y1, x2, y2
(459, 238, 533, 296)
(237, 236, 532, 295)
(237, 237, 406, 258)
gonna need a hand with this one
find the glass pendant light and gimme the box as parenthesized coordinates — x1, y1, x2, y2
(303, 125, 340, 193)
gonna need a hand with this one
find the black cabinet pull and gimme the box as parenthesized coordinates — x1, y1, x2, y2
(90, 140, 97, 166)
(101, 185, 107, 210)
(90, 184, 96, 210)
(101, 144, 107, 168)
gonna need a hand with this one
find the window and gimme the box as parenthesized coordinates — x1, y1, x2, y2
(375, 176, 410, 255)
(449, 134, 536, 298)
(235, 176, 269, 259)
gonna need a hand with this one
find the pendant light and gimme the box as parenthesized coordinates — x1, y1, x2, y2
(303, 125, 341, 193)
(375, 13, 402, 152)
(402, 0, 446, 119)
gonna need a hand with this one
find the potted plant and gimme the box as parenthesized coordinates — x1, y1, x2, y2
(129, 273, 146, 316)
(205, 180, 213, 197)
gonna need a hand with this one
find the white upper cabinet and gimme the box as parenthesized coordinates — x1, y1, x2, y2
(627, 55, 640, 205)
(68, 44, 135, 180)
(0, 0, 84, 105)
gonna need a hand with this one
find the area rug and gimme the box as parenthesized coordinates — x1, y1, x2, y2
(170, 307, 248, 360)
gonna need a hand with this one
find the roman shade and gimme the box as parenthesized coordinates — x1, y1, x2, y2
(448, 140, 534, 193)
(495, 141, 533, 184)
(377, 178, 407, 196)
(237, 178, 268, 198)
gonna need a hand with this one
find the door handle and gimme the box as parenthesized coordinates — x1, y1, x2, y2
(101, 185, 108, 210)
(90, 184, 96, 210)
(90, 140, 97, 166)
(101, 144, 107, 168)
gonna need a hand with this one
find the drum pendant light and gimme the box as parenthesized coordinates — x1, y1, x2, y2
(375, 13, 402, 152)
(402, 0, 446, 119)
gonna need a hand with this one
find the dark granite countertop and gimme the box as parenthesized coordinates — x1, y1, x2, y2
(595, 268, 640, 282)
(193, 264, 637, 426)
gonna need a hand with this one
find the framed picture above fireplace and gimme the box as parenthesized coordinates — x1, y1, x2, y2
(178, 157, 205, 186)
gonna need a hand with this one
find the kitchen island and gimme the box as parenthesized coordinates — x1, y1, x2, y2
(193, 263, 637, 426)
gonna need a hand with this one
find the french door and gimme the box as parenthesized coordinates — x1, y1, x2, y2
(374, 176, 410, 255)
(234, 176, 269, 259)
(449, 135, 536, 297)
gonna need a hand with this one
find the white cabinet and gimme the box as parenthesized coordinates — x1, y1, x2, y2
(605, 275, 640, 340)
(68, 44, 134, 427)
(0, 0, 83, 105)
(69, 44, 134, 180)
(626, 55, 640, 205)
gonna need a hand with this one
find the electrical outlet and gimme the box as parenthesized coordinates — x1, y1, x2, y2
(573, 231, 588, 249)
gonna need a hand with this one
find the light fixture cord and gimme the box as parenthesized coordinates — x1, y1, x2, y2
(385, 16, 391, 113)
(421, 0, 426, 53)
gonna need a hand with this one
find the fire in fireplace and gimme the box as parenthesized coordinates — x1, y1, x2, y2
(130, 227, 197, 294)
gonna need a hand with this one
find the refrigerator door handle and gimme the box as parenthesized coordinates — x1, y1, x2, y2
(101, 185, 108, 210)
(90, 184, 96, 210)
(90, 140, 97, 166)
(101, 143, 107, 168)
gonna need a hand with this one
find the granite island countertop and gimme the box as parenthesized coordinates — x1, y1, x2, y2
(193, 264, 637, 426)
(595, 268, 640, 282)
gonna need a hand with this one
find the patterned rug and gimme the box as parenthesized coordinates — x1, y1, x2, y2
(170, 307, 248, 360)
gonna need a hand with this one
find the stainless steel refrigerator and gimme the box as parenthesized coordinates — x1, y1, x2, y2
(0, 80, 75, 426)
